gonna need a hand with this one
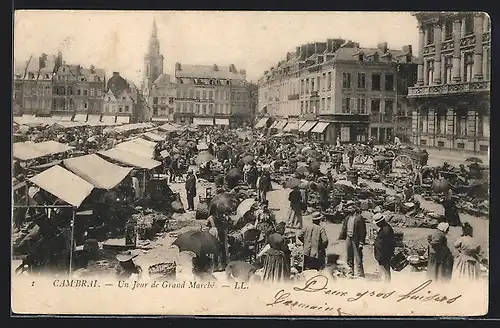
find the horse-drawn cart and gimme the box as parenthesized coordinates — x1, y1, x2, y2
(391, 147, 424, 173)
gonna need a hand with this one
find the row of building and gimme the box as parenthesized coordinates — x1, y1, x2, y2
(256, 11, 490, 153)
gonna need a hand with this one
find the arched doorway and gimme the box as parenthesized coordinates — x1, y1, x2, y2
(435, 103, 447, 136)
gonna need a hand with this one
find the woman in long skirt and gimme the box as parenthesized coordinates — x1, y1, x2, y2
(286, 186, 303, 229)
(452, 222, 482, 281)
(427, 222, 454, 282)
(261, 233, 290, 283)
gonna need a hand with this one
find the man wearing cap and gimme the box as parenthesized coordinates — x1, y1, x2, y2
(373, 213, 396, 282)
(339, 203, 366, 278)
(298, 212, 329, 271)
(185, 169, 197, 211)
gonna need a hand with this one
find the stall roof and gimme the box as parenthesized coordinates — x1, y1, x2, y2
(299, 121, 317, 133)
(215, 118, 230, 126)
(311, 122, 330, 134)
(87, 115, 102, 125)
(98, 148, 161, 170)
(29, 165, 94, 208)
(13, 141, 74, 161)
(116, 138, 155, 158)
(63, 154, 132, 190)
(116, 116, 131, 124)
(254, 117, 270, 129)
(142, 132, 164, 142)
(158, 123, 180, 132)
(193, 117, 214, 126)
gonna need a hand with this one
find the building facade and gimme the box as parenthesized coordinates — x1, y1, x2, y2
(408, 12, 490, 153)
(103, 72, 141, 123)
(13, 52, 106, 116)
(258, 39, 417, 144)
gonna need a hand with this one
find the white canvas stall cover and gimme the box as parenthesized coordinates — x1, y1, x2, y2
(87, 115, 102, 125)
(158, 123, 180, 132)
(298, 120, 306, 129)
(115, 138, 155, 158)
(142, 132, 164, 142)
(98, 148, 161, 170)
(73, 114, 87, 122)
(60, 115, 73, 121)
(116, 116, 131, 124)
(13, 141, 74, 161)
(101, 116, 116, 125)
(29, 165, 94, 207)
(215, 118, 230, 126)
(63, 154, 132, 190)
(274, 120, 288, 130)
(192, 117, 214, 126)
(311, 122, 330, 134)
(283, 121, 299, 132)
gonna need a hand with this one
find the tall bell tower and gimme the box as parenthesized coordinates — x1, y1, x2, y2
(142, 18, 164, 93)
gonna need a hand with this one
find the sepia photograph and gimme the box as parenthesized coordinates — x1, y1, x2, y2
(11, 10, 490, 316)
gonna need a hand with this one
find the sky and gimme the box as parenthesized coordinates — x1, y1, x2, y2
(14, 11, 419, 84)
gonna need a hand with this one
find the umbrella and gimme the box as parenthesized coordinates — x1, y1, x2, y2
(296, 166, 310, 175)
(211, 193, 239, 214)
(431, 178, 452, 193)
(242, 155, 254, 164)
(226, 168, 243, 180)
(172, 154, 180, 159)
(172, 230, 219, 256)
(197, 143, 208, 151)
(465, 157, 483, 164)
(195, 151, 213, 165)
(301, 146, 312, 154)
(285, 177, 302, 189)
(87, 136, 96, 143)
(237, 198, 256, 219)
(373, 155, 388, 162)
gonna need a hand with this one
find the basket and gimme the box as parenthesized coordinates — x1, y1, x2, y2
(148, 262, 177, 280)
(390, 251, 409, 272)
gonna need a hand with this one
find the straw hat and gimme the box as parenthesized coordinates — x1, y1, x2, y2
(437, 222, 450, 233)
(373, 213, 385, 225)
(310, 211, 323, 222)
(116, 251, 138, 262)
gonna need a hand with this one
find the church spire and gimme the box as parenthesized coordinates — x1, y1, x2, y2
(148, 18, 160, 56)
(152, 18, 157, 38)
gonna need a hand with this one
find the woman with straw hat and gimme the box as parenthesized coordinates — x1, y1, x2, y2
(426, 222, 454, 282)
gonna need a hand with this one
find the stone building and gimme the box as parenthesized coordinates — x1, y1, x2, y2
(408, 12, 490, 153)
(103, 72, 141, 124)
(258, 39, 417, 144)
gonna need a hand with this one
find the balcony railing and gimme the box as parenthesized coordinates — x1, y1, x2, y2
(408, 81, 490, 98)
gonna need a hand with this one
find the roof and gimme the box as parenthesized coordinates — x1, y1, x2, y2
(142, 132, 164, 142)
(29, 165, 94, 207)
(335, 47, 416, 63)
(115, 138, 156, 158)
(158, 123, 181, 132)
(107, 73, 130, 97)
(153, 73, 174, 85)
(13, 141, 74, 161)
(175, 64, 245, 80)
(63, 154, 132, 189)
(299, 121, 318, 133)
(98, 148, 161, 170)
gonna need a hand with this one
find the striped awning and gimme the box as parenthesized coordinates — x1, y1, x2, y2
(193, 117, 214, 126)
(274, 120, 288, 130)
(283, 121, 299, 132)
(254, 117, 270, 129)
(311, 122, 330, 134)
(299, 121, 317, 133)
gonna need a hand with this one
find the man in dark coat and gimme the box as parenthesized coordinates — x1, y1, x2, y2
(258, 170, 272, 202)
(185, 170, 197, 211)
(347, 145, 356, 168)
(298, 212, 329, 271)
(373, 213, 396, 282)
(338, 204, 366, 277)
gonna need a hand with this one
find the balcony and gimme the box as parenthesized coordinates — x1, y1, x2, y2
(408, 81, 490, 98)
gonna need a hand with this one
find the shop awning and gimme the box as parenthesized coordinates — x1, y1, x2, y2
(116, 138, 156, 158)
(299, 121, 317, 133)
(29, 165, 94, 208)
(13, 141, 74, 161)
(283, 121, 300, 132)
(254, 117, 270, 129)
(73, 114, 87, 122)
(87, 115, 102, 125)
(158, 123, 179, 132)
(274, 120, 288, 130)
(151, 117, 170, 122)
(269, 121, 279, 129)
(60, 116, 73, 122)
(298, 120, 306, 129)
(116, 116, 131, 124)
(215, 118, 230, 126)
(193, 117, 214, 126)
(98, 148, 161, 170)
(101, 116, 116, 125)
(311, 122, 330, 134)
(63, 154, 132, 190)
(142, 132, 164, 142)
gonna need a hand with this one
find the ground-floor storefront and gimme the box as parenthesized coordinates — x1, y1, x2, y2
(369, 125, 393, 144)
(410, 93, 490, 154)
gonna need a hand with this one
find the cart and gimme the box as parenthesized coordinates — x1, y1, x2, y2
(391, 147, 424, 174)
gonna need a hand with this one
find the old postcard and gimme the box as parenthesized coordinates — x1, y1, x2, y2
(12, 10, 490, 316)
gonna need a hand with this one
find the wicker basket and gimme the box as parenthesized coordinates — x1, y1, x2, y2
(148, 262, 177, 280)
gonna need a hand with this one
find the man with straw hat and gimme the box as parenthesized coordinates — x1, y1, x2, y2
(298, 212, 329, 271)
(115, 251, 142, 280)
(339, 201, 366, 278)
(373, 213, 396, 282)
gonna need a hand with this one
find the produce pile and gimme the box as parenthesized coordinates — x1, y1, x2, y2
(133, 211, 170, 240)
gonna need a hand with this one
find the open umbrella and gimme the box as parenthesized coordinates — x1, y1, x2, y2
(237, 198, 256, 219)
(226, 168, 243, 181)
(285, 177, 302, 189)
(465, 157, 483, 164)
(211, 193, 239, 214)
(431, 178, 452, 193)
(197, 143, 208, 151)
(195, 151, 213, 166)
(242, 155, 254, 164)
(301, 146, 312, 154)
(172, 229, 219, 256)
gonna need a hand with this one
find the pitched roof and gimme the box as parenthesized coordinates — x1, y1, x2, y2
(175, 64, 245, 80)
(334, 47, 417, 63)
(153, 73, 173, 85)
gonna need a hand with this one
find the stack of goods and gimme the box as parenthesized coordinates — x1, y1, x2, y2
(166, 213, 200, 232)
(384, 212, 440, 229)
(148, 261, 177, 281)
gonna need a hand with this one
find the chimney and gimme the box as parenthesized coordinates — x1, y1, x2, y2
(90, 65, 95, 74)
(306, 43, 315, 58)
(332, 39, 346, 52)
(296, 46, 301, 57)
(230, 64, 236, 73)
(113, 72, 119, 76)
(377, 42, 388, 53)
(213, 64, 219, 71)
(38, 53, 47, 69)
(175, 62, 181, 71)
(300, 45, 307, 60)
(315, 42, 327, 54)
(240, 69, 246, 78)
(56, 51, 63, 66)
(402, 45, 413, 55)
(326, 39, 333, 52)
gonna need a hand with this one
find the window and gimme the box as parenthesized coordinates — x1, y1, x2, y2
(342, 73, 351, 89)
(444, 57, 453, 84)
(485, 48, 491, 80)
(317, 77, 321, 91)
(436, 109, 446, 135)
(321, 98, 325, 111)
(202, 91, 206, 99)
(322, 74, 326, 91)
(342, 97, 351, 114)
(300, 101, 304, 114)
(464, 16, 474, 35)
(125, 105, 129, 112)
(119, 106, 123, 113)
(209, 91, 213, 100)
(195, 103, 200, 114)
(372, 74, 381, 91)
(371, 99, 381, 112)
(97, 89, 102, 97)
(90, 88, 95, 96)
(77, 89, 81, 96)
(480, 145, 488, 152)
(457, 142, 465, 149)
(427, 26, 435, 45)
(225, 91, 230, 100)
(195, 91, 200, 99)
(305, 79, 309, 94)
(300, 80, 305, 94)
(444, 20, 453, 40)
(456, 110, 467, 136)
(357, 98, 367, 114)
(311, 79, 315, 92)
(208, 104, 214, 114)
(327, 72, 332, 90)
(153, 97, 158, 105)
(327, 97, 332, 110)
(215, 90, 219, 100)
(105, 105, 109, 112)
(202, 104, 207, 114)
(464, 53, 474, 82)
(437, 141, 445, 147)
(384, 74, 394, 91)
(385, 99, 394, 115)
(357, 73, 366, 89)
(84, 90, 88, 96)
(427, 60, 434, 85)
